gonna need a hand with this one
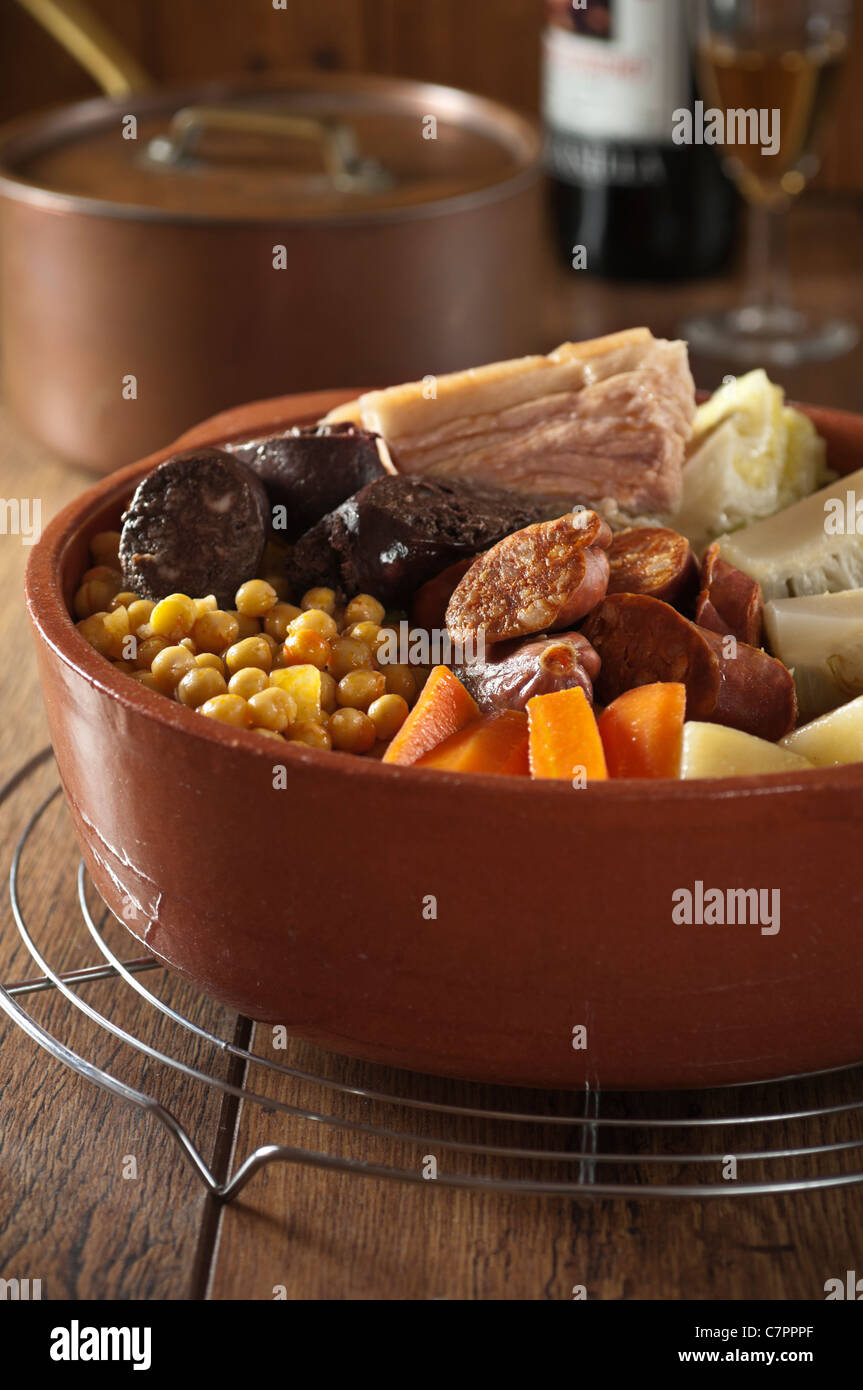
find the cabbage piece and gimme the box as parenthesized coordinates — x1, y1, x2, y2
(675, 369, 829, 552)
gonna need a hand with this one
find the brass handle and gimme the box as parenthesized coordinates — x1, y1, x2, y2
(16, 0, 151, 96)
(147, 105, 393, 191)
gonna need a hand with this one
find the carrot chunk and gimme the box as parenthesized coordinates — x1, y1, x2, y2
(416, 710, 529, 775)
(527, 686, 608, 782)
(382, 665, 479, 766)
(597, 682, 686, 778)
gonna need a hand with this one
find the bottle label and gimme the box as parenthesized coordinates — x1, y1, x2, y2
(543, 0, 690, 145)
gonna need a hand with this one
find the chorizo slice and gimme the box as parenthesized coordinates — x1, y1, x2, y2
(455, 632, 601, 714)
(606, 526, 698, 608)
(696, 542, 764, 647)
(446, 510, 612, 647)
(581, 593, 796, 742)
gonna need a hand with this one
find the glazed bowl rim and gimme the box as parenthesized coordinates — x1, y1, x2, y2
(25, 388, 863, 805)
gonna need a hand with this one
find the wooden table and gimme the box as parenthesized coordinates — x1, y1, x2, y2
(1, 197, 862, 1302)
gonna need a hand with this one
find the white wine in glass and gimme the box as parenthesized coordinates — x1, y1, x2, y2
(682, 0, 858, 365)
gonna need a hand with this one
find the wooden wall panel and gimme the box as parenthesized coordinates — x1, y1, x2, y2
(0, 0, 860, 192)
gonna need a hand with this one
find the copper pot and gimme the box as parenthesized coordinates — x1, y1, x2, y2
(0, 2, 543, 473)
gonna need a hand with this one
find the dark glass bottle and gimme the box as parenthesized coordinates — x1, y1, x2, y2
(543, 0, 738, 280)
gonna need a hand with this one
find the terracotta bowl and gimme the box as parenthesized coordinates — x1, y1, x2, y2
(25, 390, 863, 1091)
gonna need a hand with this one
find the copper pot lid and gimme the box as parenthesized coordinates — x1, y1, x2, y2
(0, 72, 541, 223)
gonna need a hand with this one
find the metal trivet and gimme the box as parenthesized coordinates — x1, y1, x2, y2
(2, 749, 862, 1202)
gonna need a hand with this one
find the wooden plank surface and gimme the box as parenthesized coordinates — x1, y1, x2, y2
(0, 0, 861, 191)
(0, 198, 862, 1300)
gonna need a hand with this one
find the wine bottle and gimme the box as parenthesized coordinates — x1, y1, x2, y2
(543, 0, 738, 280)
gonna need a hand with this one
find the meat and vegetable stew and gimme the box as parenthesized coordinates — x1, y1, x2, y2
(74, 328, 863, 780)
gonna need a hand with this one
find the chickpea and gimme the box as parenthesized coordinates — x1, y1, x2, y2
(290, 608, 338, 640)
(150, 593, 197, 642)
(194, 595, 218, 618)
(329, 707, 376, 754)
(300, 586, 337, 615)
(384, 663, 418, 704)
(253, 727, 285, 740)
(102, 605, 130, 657)
(344, 620, 383, 652)
(89, 530, 122, 568)
(78, 610, 126, 660)
(288, 720, 332, 750)
(130, 670, 160, 694)
(112, 659, 136, 673)
(229, 610, 261, 641)
(235, 578, 278, 617)
(337, 669, 386, 711)
(177, 666, 228, 708)
(282, 628, 330, 670)
(199, 693, 251, 727)
(224, 635, 272, 676)
(81, 565, 123, 586)
(151, 644, 196, 693)
(195, 652, 225, 674)
(328, 636, 375, 680)
(228, 666, 270, 699)
(368, 693, 409, 741)
(248, 687, 297, 732)
(109, 590, 139, 611)
(193, 609, 240, 654)
(74, 579, 121, 619)
(263, 602, 303, 642)
(261, 573, 290, 601)
(126, 599, 154, 632)
(179, 637, 197, 653)
(344, 593, 386, 628)
(319, 670, 338, 714)
(135, 634, 169, 670)
(259, 632, 280, 656)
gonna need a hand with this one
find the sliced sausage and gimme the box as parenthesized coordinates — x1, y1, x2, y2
(412, 559, 474, 631)
(224, 423, 389, 541)
(696, 542, 764, 647)
(446, 510, 612, 647)
(119, 448, 269, 607)
(606, 526, 698, 608)
(455, 632, 601, 714)
(581, 593, 796, 741)
(288, 475, 554, 606)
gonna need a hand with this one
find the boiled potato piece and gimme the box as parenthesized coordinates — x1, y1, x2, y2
(680, 722, 811, 778)
(780, 693, 863, 766)
(268, 664, 321, 723)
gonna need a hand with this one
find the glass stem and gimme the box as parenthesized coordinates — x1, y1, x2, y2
(743, 201, 793, 321)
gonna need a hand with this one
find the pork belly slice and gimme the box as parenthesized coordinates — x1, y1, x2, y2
(323, 329, 696, 519)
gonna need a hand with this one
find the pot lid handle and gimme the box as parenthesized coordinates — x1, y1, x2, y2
(16, 0, 152, 96)
(146, 105, 395, 193)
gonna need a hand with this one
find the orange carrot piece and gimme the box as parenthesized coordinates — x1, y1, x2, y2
(597, 682, 686, 779)
(382, 665, 479, 766)
(527, 686, 608, 782)
(416, 711, 529, 776)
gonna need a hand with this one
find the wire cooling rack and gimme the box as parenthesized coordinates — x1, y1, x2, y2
(2, 748, 863, 1202)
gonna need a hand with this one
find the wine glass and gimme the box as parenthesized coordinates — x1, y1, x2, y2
(681, 0, 858, 366)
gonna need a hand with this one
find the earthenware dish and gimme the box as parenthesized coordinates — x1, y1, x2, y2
(25, 390, 863, 1089)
